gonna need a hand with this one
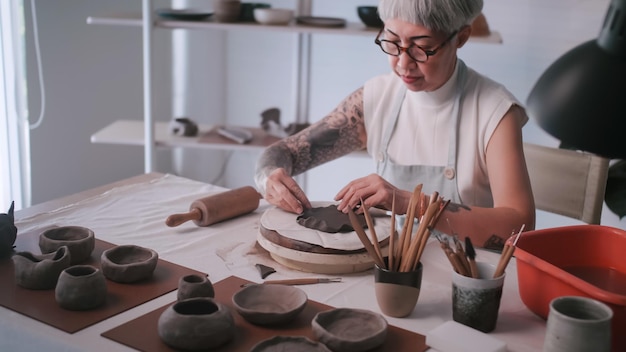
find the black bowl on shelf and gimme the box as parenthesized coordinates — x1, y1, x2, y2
(357, 6, 383, 28)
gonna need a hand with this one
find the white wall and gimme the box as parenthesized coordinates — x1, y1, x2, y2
(24, 0, 624, 229)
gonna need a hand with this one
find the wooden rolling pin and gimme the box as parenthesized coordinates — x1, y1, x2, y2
(166, 186, 261, 227)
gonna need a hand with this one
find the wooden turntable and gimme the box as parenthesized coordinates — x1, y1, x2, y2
(257, 204, 391, 274)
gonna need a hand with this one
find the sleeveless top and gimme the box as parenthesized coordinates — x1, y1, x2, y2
(363, 59, 527, 207)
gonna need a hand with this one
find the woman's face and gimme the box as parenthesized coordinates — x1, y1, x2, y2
(381, 19, 461, 92)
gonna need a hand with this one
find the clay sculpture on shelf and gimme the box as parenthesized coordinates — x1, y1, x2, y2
(12, 246, 72, 290)
(297, 205, 369, 233)
(0, 201, 17, 258)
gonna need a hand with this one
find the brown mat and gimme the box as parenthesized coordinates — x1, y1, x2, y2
(198, 126, 281, 147)
(102, 276, 428, 352)
(0, 228, 206, 333)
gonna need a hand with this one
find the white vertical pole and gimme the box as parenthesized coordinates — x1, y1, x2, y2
(292, 0, 313, 189)
(142, 0, 155, 173)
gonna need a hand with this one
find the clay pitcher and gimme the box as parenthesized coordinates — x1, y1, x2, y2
(0, 201, 17, 258)
(12, 246, 72, 289)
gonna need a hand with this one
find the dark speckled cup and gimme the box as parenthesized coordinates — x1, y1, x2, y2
(451, 262, 504, 332)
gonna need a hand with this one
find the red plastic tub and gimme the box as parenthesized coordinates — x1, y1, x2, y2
(515, 225, 626, 352)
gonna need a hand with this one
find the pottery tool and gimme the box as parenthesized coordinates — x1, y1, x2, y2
(165, 186, 261, 227)
(396, 184, 422, 271)
(388, 191, 397, 272)
(493, 224, 525, 278)
(465, 236, 479, 278)
(348, 209, 386, 269)
(436, 234, 467, 275)
(360, 198, 385, 269)
(240, 278, 342, 287)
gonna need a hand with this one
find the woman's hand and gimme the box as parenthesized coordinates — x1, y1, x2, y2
(263, 168, 311, 214)
(334, 174, 411, 214)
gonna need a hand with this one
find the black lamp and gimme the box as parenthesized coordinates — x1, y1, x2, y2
(526, 0, 626, 159)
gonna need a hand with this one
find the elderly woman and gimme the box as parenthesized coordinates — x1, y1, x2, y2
(254, 0, 535, 250)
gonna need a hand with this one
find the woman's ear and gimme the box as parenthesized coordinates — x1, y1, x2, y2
(456, 25, 472, 48)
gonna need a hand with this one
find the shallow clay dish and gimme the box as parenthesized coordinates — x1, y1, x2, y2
(312, 308, 388, 352)
(39, 226, 95, 264)
(101, 244, 158, 283)
(251, 336, 331, 352)
(232, 284, 307, 325)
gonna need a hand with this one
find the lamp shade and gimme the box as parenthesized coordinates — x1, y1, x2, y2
(526, 0, 626, 159)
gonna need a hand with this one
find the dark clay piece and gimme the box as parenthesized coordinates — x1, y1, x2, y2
(296, 205, 369, 233)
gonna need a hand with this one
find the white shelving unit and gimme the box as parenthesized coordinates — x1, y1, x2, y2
(87, 1, 503, 173)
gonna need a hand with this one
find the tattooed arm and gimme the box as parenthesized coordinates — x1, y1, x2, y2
(255, 88, 367, 213)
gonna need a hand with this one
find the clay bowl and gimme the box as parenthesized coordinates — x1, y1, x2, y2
(101, 244, 158, 283)
(357, 6, 383, 28)
(39, 226, 95, 264)
(232, 284, 307, 325)
(251, 336, 331, 352)
(312, 308, 388, 352)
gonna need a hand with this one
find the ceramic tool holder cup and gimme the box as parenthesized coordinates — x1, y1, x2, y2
(374, 261, 423, 318)
(544, 296, 613, 352)
(451, 262, 504, 333)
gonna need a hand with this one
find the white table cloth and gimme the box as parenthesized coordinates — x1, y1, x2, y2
(0, 173, 546, 351)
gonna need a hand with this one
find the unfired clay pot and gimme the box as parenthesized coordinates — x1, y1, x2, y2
(39, 226, 95, 264)
(312, 308, 388, 352)
(12, 246, 71, 290)
(100, 244, 158, 283)
(158, 297, 235, 350)
(177, 274, 214, 301)
(55, 265, 107, 311)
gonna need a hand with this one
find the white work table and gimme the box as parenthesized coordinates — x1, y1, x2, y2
(0, 173, 546, 351)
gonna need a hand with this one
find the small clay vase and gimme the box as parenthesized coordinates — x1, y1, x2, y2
(374, 261, 423, 318)
(100, 244, 158, 283)
(39, 226, 95, 264)
(214, 0, 241, 23)
(177, 274, 215, 301)
(158, 297, 235, 350)
(12, 246, 71, 290)
(55, 265, 107, 311)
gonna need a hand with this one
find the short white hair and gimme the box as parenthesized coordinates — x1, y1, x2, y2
(378, 0, 483, 33)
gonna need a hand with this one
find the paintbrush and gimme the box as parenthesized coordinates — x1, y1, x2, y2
(465, 236, 479, 278)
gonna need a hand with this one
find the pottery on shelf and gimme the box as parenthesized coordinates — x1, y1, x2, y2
(158, 297, 235, 351)
(12, 246, 72, 290)
(177, 274, 215, 301)
(232, 284, 307, 325)
(213, 0, 241, 23)
(100, 244, 158, 283)
(312, 308, 388, 352)
(55, 265, 107, 311)
(39, 226, 95, 264)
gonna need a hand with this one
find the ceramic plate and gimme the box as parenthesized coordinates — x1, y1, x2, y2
(250, 336, 331, 352)
(155, 9, 213, 21)
(296, 16, 346, 28)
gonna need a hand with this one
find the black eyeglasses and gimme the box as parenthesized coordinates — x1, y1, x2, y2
(374, 28, 459, 63)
